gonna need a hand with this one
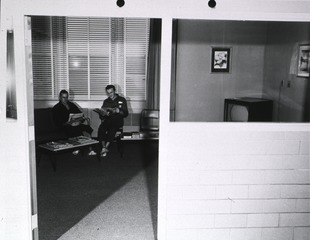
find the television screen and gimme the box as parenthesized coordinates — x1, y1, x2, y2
(229, 105, 249, 122)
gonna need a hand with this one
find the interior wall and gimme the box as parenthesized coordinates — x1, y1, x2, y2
(263, 22, 310, 122)
(174, 20, 267, 122)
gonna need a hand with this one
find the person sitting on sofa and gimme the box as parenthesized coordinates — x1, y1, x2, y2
(52, 89, 96, 155)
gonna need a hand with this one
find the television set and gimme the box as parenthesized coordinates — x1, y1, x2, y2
(224, 97, 273, 122)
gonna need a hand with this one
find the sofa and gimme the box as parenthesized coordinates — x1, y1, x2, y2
(34, 108, 68, 145)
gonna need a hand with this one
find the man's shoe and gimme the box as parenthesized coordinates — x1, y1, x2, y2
(72, 150, 80, 155)
(101, 152, 107, 157)
(88, 150, 97, 156)
(100, 147, 108, 157)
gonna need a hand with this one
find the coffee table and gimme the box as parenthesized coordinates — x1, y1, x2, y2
(38, 136, 99, 171)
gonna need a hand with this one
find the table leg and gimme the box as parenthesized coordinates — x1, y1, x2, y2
(36, 149, 42, 167)
(117, 137, 124, 158)
(50, 155, 57, 172)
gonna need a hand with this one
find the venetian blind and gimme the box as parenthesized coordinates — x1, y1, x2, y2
(67, 17, 89, 99)
(52, 17, 68, 97)
(89, 18, 111, 100)
(111, 18, 125, 95)
(31, 16, 53, 99)
(125, 18, 149, 100)
(32, 16, 150, 102)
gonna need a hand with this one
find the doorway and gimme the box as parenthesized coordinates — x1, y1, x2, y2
(25, 15, 161, 240)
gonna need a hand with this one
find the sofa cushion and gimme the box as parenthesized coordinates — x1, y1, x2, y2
(35, 131, 68, 144)
(34, 108, 58, 133)
(34, 108, 69, 144)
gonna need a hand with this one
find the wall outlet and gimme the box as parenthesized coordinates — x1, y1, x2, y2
(287, 80, 291, 88)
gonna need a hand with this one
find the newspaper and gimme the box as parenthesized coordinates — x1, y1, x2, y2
(45, 141, 74, 149)
(93, 108, 116, 117)
(40, 136, 98, 151)
(68, 136, 97, 144)
(67, 113, 84, 126)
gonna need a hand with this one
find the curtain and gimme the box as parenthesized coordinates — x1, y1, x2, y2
(146, 19, 161, 109)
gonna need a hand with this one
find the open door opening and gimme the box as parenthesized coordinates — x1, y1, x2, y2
(26, 15, 161, 240)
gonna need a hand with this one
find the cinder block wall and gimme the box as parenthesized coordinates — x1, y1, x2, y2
(165, 130, 310, 240)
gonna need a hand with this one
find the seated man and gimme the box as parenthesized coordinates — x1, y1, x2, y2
(52, 89, 95, 155)
(98, 85, 128, 157)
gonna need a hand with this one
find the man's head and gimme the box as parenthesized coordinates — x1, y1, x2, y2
(59, 89, 69, 104)
(105, 85, 116, 100)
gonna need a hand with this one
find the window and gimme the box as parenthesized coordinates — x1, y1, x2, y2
(31, 16, 150, 101)
(170, 19, 310, 122)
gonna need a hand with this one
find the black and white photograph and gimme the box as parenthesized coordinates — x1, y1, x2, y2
(297, 44, 310, 77)
(211, 47, 231, 73)
(1, 1, 310, 240)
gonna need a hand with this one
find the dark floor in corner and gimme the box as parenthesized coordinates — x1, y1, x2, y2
(36, 141, 158, 240)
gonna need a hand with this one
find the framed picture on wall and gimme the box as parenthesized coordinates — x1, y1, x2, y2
(211, 47, 231, 73)
(297, 44, 310, 77)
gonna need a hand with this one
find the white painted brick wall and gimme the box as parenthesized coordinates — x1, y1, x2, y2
(167, 170, 200, 185)
(166, 186, 184, 199)
(280, 213, 310, 227)
(261, 228, 293, 240)
(281, 185, 310, 198)
(282, 155, 309, 169)
(300, 141, 310, 155)
(230, 228, 262, 240)
(167, 214, 214, 229)
(216, 185, 249, 199)
(247, 214, 279, 227)
(166, 229, 198, 240)
(285, 132, 310, 141)
(264, 170, 310, 184)
(296, 199, 310, 213)
(214, 214, 247, 228)
(198, 229, 230, 240)
(198, 200, 232, 214)
(231, 200, 263, 213)
(232, 170, 265, 184)
(183, 186, 216, 199)
(249, 185, 281, 198)
(293, 227, 310, 240)
(263, 199, 296, 213)
(200, 171, 233, 185)
(166, 131, 310, 240)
